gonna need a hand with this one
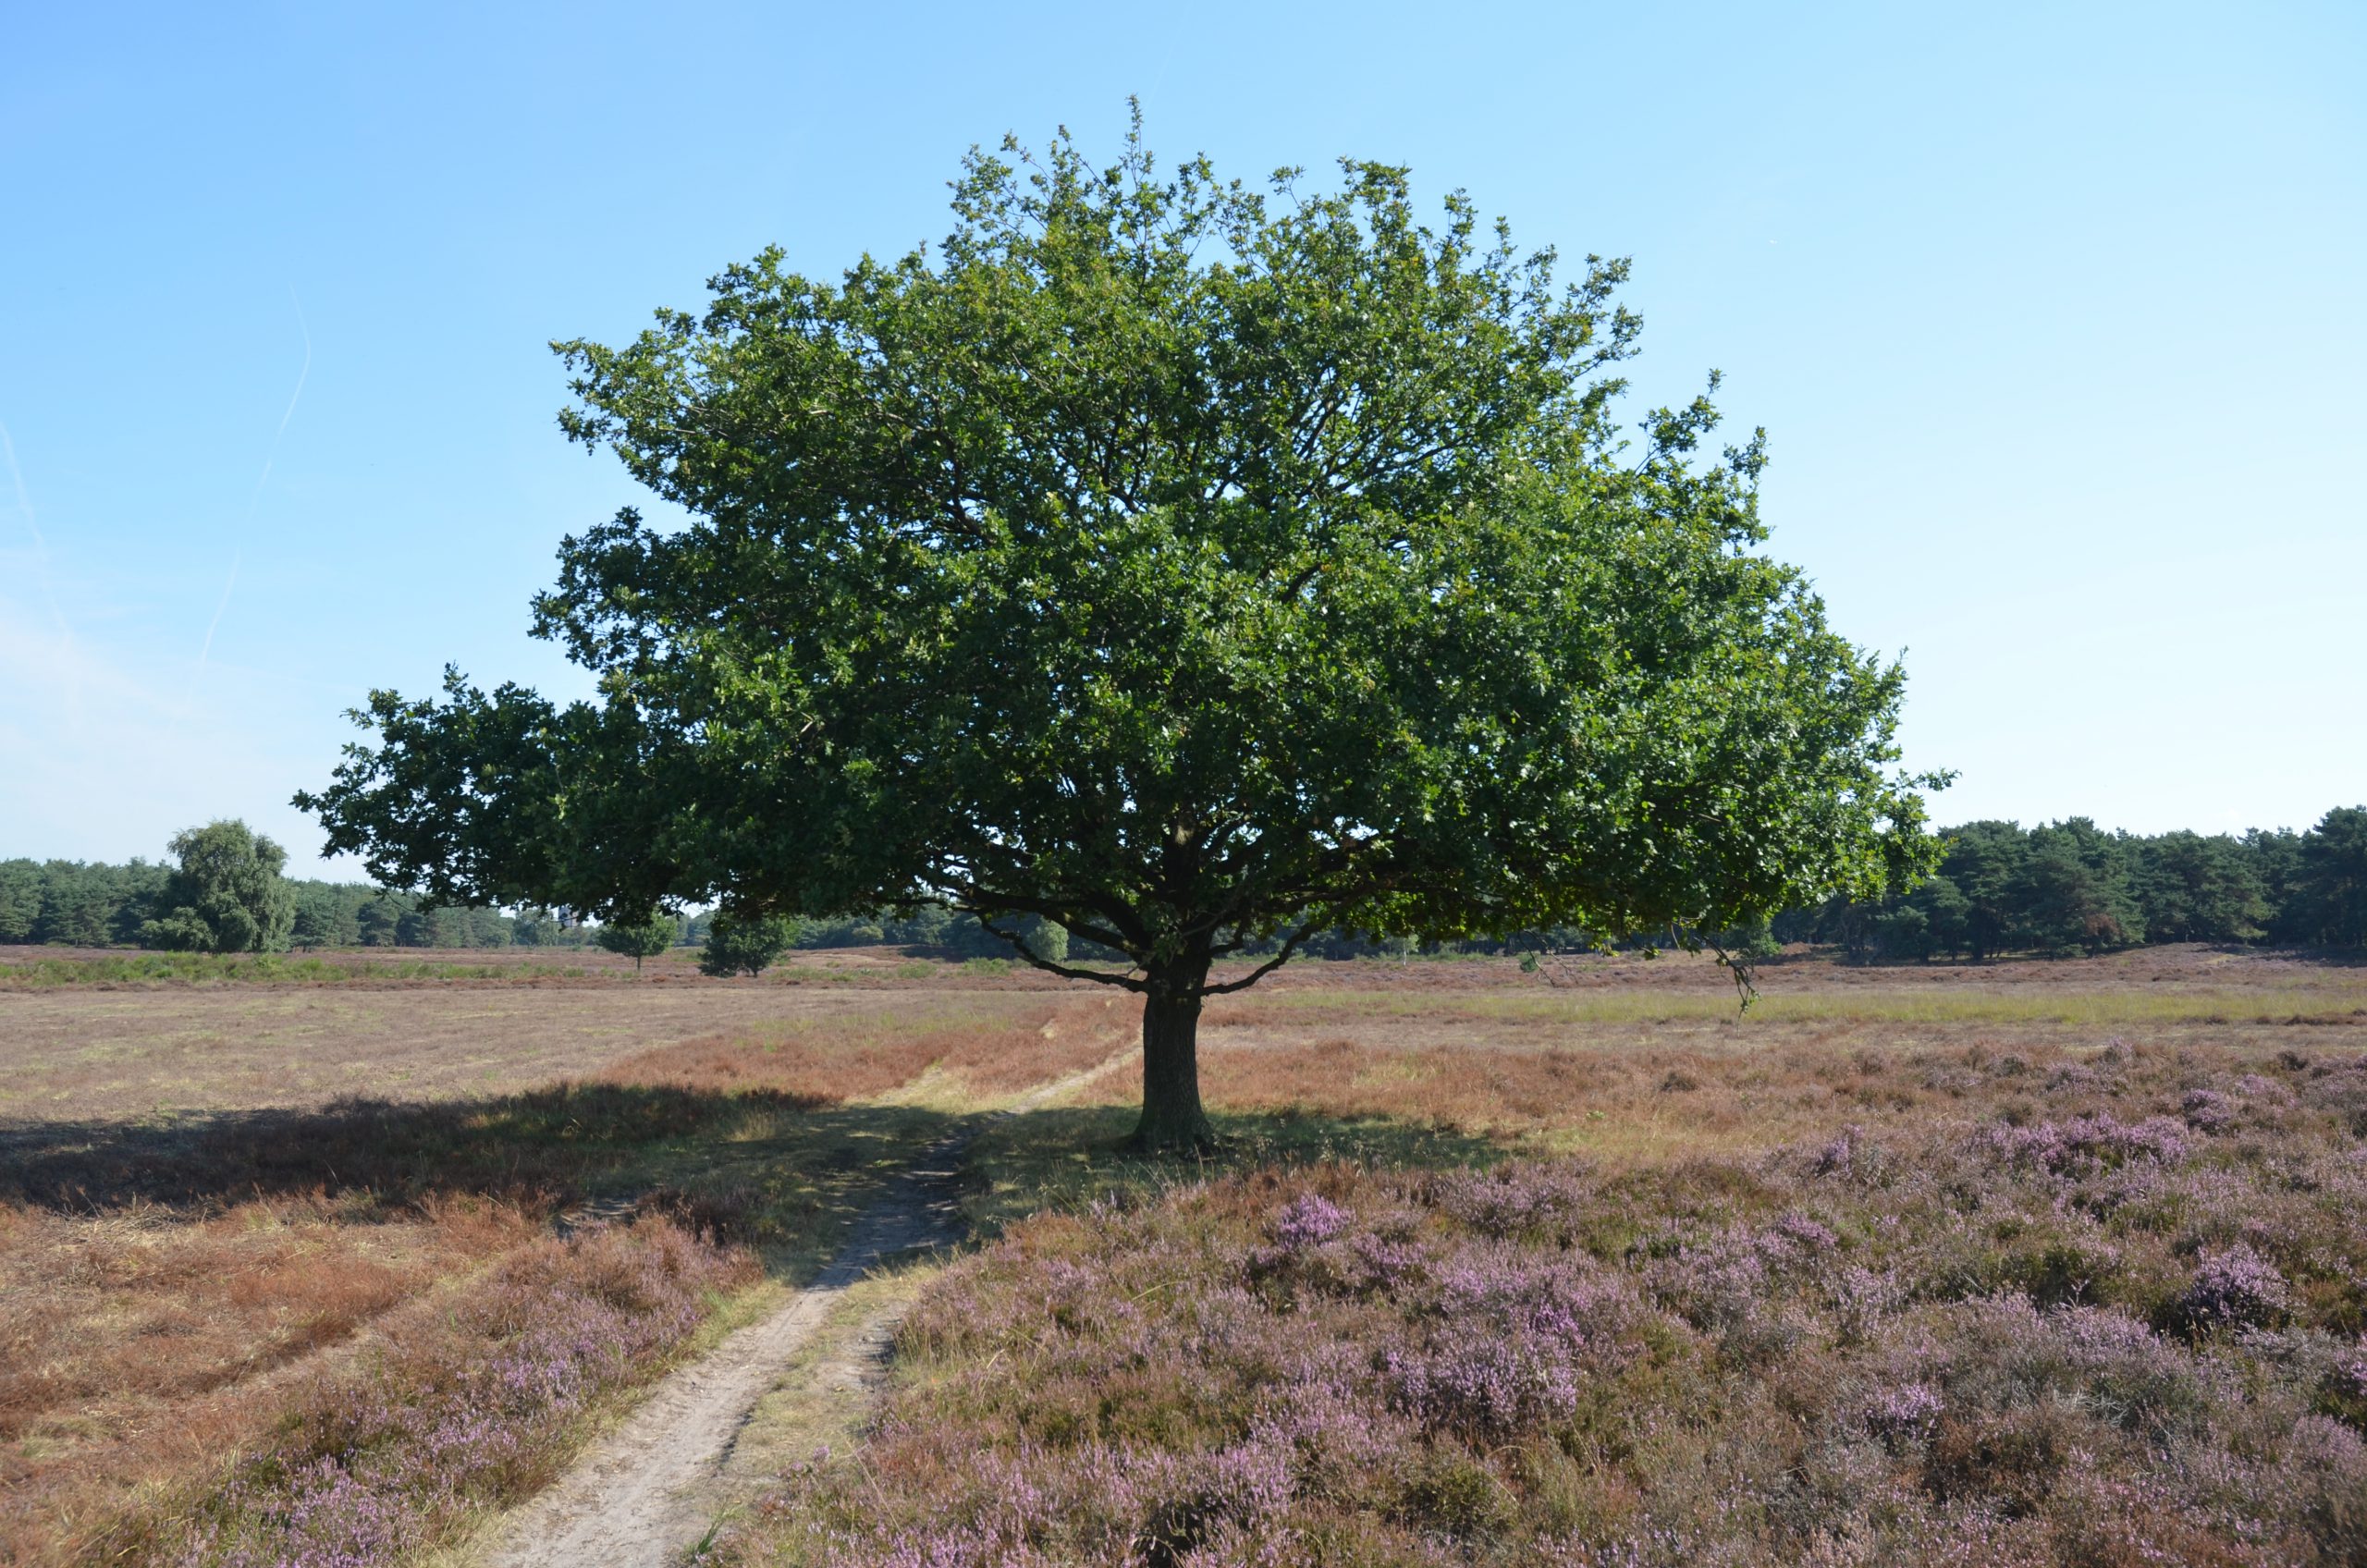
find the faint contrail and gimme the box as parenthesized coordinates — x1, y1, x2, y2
(244, 290, 312, 514)
(188, 549, 241, 707)
(188, 290, 312, 708)
(0, 416, 70, 642)
(0, 407, 80, 719)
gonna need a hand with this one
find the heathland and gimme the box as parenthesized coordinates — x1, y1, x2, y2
(3, 944, 2364, 1565)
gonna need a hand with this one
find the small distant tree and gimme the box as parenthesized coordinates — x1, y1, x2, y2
(1017, 914, 1070, 966)
(1944, 822, 2030, 962)
(886, 903, 954, 949)
(2137, 831, 2268, 945)
(2289, 806, 2367, 949)
(140, 820, 294, 953)
(355, 895, 404, 947)
(1908, 873, 1973, 958)
(2016, 819, 2143, 956)
(697, 911, 799, 976)
(0, 860, 39, 944)
(288, 897, 338, 951)
(509, 905, 564, 946)
(595, 914, 677, 973)
(2247, 827, 2306, 939)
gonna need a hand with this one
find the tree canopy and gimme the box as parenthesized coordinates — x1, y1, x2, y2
(697, 910, 800, 977)
(140, 820, 294, 954)
(300, 119, 1935, 1147)
(594, 914, 678, 973)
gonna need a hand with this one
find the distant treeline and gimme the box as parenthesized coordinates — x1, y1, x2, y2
(0, 857, 1056, 958)
(1775, 808, 2367, 962)
(7, 805, 2361, 962)
(0, 862, 585, 950)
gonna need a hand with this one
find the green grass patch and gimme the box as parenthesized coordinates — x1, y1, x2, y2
(0, 952, 605, 989)
(1250, 981, 2367, 1027)
(957, 1105, 1504, 1241)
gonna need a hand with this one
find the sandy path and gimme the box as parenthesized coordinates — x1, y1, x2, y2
(472, 1058, 1127, 1568)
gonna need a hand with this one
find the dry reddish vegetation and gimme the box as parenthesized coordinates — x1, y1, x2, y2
(0, 992, 1121, 1566)
(0, 1194, 529, 1562)
(162, 1219, 754, 1568)
(602, 995, 1136, 1103)
(0, 1084, 787, 1566)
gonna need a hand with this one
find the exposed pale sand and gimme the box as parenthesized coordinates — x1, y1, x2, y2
(467, 1056, 1127, 1568)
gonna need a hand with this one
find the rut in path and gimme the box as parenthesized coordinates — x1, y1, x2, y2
(476, 1130, 971, 1568)
(474, 1053, 1130, 1568)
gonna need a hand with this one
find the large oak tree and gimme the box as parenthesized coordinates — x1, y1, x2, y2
(300, 122, 1936, 1149)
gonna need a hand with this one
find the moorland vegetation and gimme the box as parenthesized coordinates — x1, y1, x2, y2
(10, 957, 2365, 1566)
(742, 1045, 2367, 1566)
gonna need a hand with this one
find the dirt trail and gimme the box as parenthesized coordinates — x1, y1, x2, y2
(473, 1056, 1128, 1568)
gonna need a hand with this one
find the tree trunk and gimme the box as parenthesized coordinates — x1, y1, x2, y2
(1131, 962, 1216, 1153)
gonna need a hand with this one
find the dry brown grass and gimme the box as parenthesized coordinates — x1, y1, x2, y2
(1020, 948, 2367, 1169)
(0, 984, 1089, 1122)
(0, 985, 1135, 1565)
(598, 994, 1135, 1106)
(0, 1194, 535, 1562)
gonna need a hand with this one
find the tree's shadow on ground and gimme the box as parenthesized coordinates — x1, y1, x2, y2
(0, 1088, 1510, 1253)
(0, 1084, 941, 1233)
(953, 1104, 1508, 1238)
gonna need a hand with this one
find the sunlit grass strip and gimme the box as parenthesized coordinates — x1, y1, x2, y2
(1246, 985, 2367, 1026)
(0, 953, 602, 988)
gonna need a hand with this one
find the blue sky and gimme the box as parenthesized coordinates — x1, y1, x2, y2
(3, 1, 2361, 876)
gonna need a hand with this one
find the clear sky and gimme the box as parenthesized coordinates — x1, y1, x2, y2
(3, 1, 2361, 876)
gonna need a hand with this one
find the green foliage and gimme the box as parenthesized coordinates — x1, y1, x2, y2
(355, 895, 403, 948)
(0, 850, 563, 952)
(287, 884, 349, 949)
(1015, 913, 1070, 965)
(594, 913, 677, 971)
(2287, 806, 2367, 949)
(1804, 808, 2367, 962)
(300, 119, 1930, 997)
(139, 821, 295, 954)
(2016, 818, 2144, 956)
(697, 910, 799, 976)
(2138, 830, 2269, 944)
(0, 857, 166, 946)
(0, 859, 41, 943)
(508, 905, 579, 947)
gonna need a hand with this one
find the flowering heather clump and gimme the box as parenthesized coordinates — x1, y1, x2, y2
(166, 1218, 751, 1568)
(1981, 1111, 2192, 1178)
(1430, 1160, 1597, 1238)
(2183, 1086, 2242, 1133)
(1868, 1380, 1945, 1443)
(724, 1041, 2367, 1568)
(2335, 1341, 2367, 1403)
(2177, 1243, 2292, 1332)
(1269, 1193, 1348, 1250)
